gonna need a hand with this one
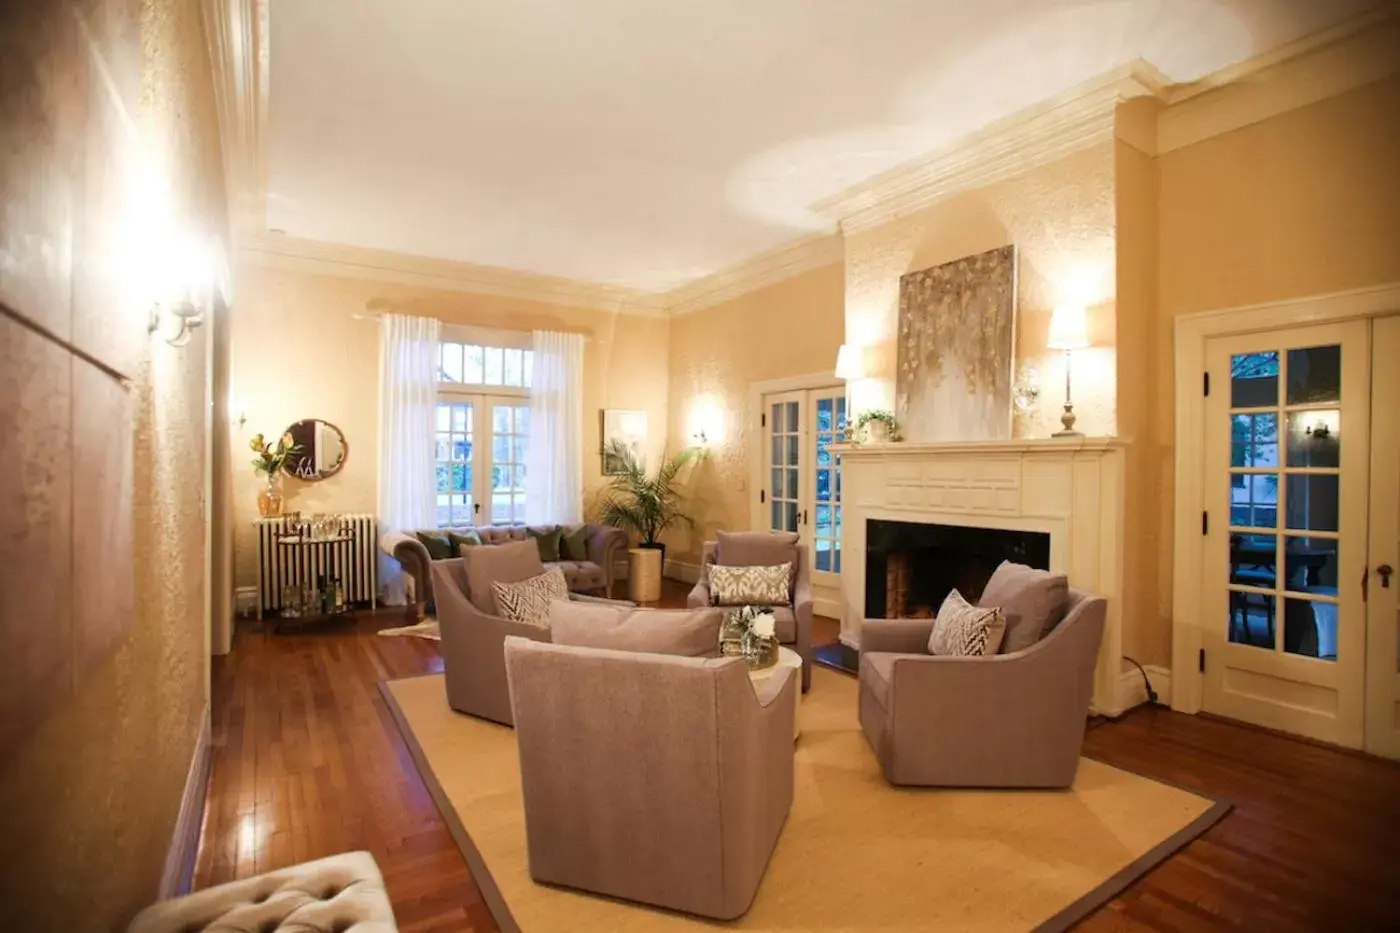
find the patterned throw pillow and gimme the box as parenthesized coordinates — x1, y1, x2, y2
(708, 563, 791, 607)
(928, 589, 1007, 657)
(493, 569, 569, 627)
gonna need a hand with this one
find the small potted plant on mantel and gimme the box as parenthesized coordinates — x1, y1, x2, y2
(853, 409, 902, 444)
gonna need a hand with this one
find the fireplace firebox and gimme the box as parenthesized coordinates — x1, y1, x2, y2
(864, 519, 1050, 619)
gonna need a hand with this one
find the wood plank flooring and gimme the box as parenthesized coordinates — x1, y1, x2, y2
(195, 586, 1400, 931)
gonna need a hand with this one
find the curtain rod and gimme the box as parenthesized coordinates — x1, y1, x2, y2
(351, 309, 594, 341)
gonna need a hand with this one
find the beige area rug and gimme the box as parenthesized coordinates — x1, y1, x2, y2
(376, 619, 440, 641)
(382, 667, 1228, 933)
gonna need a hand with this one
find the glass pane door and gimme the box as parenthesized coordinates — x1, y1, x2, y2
(1203, 321, 1369, 749)
(435, 396, 480, 526)
(765, 392, 804, 534)
(488, 400, 529, 525)
(810, 388, 847, 579)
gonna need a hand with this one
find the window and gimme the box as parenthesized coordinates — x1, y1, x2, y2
(435, 338, 531, 528)
(438, 341, 533, 389)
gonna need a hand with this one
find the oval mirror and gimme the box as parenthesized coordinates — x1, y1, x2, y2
(282, 419, 347, 481)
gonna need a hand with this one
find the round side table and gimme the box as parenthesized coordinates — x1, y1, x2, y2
(748, 646, 804, 740)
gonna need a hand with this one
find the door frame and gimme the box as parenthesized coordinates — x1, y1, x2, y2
(1172, 283, 1400, 715)
(748, 371, 850, 619)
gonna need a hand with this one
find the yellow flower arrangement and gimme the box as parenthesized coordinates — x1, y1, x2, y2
(249, 431, 300, 475)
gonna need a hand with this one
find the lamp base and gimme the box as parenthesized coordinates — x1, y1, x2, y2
(1052, 402, 1081, 437)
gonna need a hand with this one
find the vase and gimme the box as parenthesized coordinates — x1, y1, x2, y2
(866, 420, 889, 444)
(257, 471, 285, 518)
(742, 631, 778, 670)
(719, 610, 748, 658)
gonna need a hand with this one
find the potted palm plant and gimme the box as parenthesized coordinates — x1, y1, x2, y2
(600, 440, 698, 576)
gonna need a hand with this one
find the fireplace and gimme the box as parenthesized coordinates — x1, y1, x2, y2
(864, 519, 1050, 619)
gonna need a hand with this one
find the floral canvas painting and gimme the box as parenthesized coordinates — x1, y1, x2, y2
(896, 245, 1017, 441)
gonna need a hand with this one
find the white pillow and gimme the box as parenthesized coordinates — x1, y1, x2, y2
(492, 568, 569, 627)
(928, 589, 1006, 657)
(708, 562, 791, 606)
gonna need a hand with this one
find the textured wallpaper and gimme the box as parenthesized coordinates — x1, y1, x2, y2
(0, 0, 228, 928)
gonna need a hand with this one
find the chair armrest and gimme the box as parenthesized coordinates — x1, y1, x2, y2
(861, 618, 934, 654)
(753, 666, 797, 709)
(381, 531, 432, 604)
(687, 578, 711, 609)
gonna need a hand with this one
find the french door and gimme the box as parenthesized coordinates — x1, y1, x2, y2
(760, 386, 847, 591)
(1365, 316, 1400, 758)
(435, 393, 529, 527)
(1202, 321, 1371, 748)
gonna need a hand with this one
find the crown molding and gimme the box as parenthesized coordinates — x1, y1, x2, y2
(238, 234, 671, 316)
(201, 0, 269, 236)
(663, 231, 844, 316)
(1155, 9, 1399, 155)
(812, 62, 1167, 234)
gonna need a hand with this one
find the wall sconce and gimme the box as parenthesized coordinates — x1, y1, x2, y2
(148, 233, 227, 347)
(1012, 366, 1041, 414)
(1046, 305, 1089, 436)
(834, 343, 865, 381)
(688, 394, 725, 449)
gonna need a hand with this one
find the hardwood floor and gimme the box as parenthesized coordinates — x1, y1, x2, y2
(196, 587, 1400, 931)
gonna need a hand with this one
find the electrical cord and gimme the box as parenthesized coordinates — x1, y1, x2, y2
(1123, 655, 1158, 705)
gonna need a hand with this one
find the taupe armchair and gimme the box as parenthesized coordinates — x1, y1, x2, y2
(688, 531, 813, 692)
(858, 589, 1107, 788)
(503, 638, 797, 920)
(431, 556, 632, 726)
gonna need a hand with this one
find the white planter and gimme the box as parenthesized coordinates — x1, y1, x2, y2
(865, 420, 889, 444)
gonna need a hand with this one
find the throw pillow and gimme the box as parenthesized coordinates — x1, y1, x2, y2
(708, 562, 791, 606)
(461, 539, 545, 613)
(979, 561, 1069, 654)
(561, 525, 590, 562)
(416, 531, 454, 561)
(527, 526, 563, 562)
(448, 529, 482, 557)
(929, 589, 1007, 657)
(716, 530, 798, 568)
(493, 569, 569, 627)
(551, 604, 724, 657)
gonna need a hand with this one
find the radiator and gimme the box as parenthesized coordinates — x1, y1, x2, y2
(255, 513, 378, 616)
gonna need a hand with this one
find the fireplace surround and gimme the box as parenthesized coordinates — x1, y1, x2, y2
(832, 436, 1128, 714)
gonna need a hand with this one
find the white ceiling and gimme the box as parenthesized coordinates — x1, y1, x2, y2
(266, 0, 1376, 293)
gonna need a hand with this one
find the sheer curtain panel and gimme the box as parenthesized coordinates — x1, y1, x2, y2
(525, 330, 584, 525)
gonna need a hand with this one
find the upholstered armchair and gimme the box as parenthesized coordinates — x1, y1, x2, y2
(431, 542, 632, 726)
(858, 589, 1107, 788)
(688, 531, 813, 692)
(503, 638, 796, 920)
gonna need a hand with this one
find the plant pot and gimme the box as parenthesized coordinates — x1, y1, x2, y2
(639, 541, 666, 565)
(257, 471, 285, 518)
(865, 420, 889, 444)
(628, 545, 664, 603)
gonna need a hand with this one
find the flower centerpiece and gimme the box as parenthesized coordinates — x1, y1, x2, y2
(250, 431, 300, 517)
(719, 605, 779, 670)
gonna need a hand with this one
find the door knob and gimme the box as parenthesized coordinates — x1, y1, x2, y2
(1380, 564, 1394, 589)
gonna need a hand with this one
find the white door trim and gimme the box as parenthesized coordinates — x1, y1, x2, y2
(747, 371, 846, 532)
(1171, 283, 1400, 714)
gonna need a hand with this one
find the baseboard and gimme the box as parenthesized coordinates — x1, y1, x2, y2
(159, 705, 211, 899)
(1116, 663, 1173, 713)
(813, 595, 841, 620)
(233, 586, 258, 617)
(665, 559, 702, 585)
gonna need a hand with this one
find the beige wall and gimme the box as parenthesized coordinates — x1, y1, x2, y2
(662, 264, 846, 565)
(229, 260, 670, 589)
(843, 142, 1119, 440)
(0, 0, 227, 928)
(1140, 73, 1400, 667)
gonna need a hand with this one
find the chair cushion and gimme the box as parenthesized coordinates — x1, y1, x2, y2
(978, 561, 1069, 654)
(930, 589, 1006, 656)
(860, 652, 897, 712)
(461, 539, 545, 613)
(528, 526, 563, 561)
(707, 562, 791, 606)
(716, 530, 798, 568)
(128, 850, 396, 933)
(546, 560, 606, 591)
(550, 603, 723, 657)
(493, 568, 569, 627)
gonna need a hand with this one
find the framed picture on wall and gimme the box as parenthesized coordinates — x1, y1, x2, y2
(602, 409, 647, 475)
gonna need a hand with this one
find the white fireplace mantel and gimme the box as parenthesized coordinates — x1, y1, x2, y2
(834, 436, 1129, 715)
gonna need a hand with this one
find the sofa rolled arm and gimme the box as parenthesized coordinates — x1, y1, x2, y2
(687, 577, 711, 609)
(381, 531, 432, 606)
(586, 524, 628, 583)
(860, 618, 935, 654)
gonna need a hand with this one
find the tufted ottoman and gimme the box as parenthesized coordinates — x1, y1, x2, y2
(128, 851, 397, 932)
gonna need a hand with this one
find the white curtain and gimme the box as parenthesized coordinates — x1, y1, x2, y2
(378, 312, 441, 605)
(525, 330, 584, 525)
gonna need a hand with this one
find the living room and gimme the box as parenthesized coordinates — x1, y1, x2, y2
(4, 1, 1400, 930)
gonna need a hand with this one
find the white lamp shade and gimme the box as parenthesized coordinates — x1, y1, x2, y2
(834, 344, 864, 380)
(1046, 305, 1090, 351)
